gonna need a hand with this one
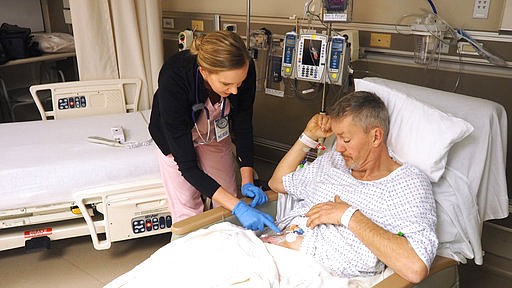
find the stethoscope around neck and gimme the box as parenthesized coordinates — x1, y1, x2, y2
(192, 67, 226, 144)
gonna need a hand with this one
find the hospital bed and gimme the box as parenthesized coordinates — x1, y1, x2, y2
(106, 77, 508, 288)
(0, 79, 170, 251)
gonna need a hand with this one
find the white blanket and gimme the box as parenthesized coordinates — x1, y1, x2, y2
(106, 222, 390, 288)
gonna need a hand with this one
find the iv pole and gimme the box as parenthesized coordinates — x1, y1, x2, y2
(246, 0, 251, 50)
(317, 22, 332, 154)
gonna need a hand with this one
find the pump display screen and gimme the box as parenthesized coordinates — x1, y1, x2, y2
(332, 40, 343, 51)
(301, 39, 323, 66)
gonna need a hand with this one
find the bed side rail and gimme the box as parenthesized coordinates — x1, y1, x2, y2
(74, 178, 167, 250)
(171, 190, 278, 236)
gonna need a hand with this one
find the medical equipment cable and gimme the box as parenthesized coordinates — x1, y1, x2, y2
(426, 0, 437, 14)
(452, 47, 463, 92)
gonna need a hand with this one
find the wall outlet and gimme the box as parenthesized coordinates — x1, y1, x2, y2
(457, 42, 480, 55)
(162, 17, 174, 29)
(192, 20, 204, 31)
(370, 33, 391, 48)
(473, 0, 491, 19)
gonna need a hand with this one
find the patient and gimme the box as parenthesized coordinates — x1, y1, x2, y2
(268, 91, 438, 284)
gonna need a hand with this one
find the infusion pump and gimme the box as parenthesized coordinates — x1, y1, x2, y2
(281, 32, 350, 86)
(296, 34, 328, 82)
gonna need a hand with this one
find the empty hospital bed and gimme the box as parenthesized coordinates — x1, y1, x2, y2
(0, 79, 170, 251)
(106, 77, 509, 288)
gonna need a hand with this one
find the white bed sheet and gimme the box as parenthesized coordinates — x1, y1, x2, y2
(106, 222, 391, 288)
(355, 77, 509, 264)
(0, 111, 160, 211)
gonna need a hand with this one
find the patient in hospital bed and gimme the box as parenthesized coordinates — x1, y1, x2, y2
(108, 80, 488, 287)
(266, 91, 437, 283)
(107, 91, 438, 288)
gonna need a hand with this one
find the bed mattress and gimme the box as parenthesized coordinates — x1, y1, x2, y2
(0, 111, 160, 212)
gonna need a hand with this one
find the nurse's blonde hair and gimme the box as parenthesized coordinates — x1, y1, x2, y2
(190, 31, 250, 73)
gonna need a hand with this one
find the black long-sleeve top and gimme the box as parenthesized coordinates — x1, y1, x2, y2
(149, 50, 256, 198)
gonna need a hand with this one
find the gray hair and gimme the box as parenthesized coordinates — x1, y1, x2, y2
(327, 91, 389, 141)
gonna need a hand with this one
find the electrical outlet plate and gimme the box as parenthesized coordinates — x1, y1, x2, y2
(162, 17, 174, 29)
(370, 33, 391, 48)
(473, 0, 490, 19)
(458, 42, 479, 55)
(192, 20, 204, 31)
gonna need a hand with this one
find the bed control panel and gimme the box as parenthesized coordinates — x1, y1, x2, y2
(132, 213, 172, 234)
(58, 96, 87, 110)
(52, 88, 126, 119)
(104, 186, 172, 242)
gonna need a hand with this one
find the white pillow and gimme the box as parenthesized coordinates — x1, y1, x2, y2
(354, 78, 474, 182)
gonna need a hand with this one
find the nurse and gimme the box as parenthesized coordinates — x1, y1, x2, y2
(149, 31, 279, 232)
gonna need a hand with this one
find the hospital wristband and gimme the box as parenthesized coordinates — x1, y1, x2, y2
(340, 206, 358, 228)
(298, 133, 318, 149)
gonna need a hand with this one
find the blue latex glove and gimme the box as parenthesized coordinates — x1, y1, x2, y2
(241, 183, 268, 207)
(232, 201, 280, 233)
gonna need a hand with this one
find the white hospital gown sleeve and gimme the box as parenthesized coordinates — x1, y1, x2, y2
(282, 155, 324, 199)
(384, 167, 438, 268)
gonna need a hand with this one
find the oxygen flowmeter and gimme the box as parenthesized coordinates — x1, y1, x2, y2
(281, 31, 297, 78)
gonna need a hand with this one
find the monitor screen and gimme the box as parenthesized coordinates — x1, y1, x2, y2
(324, 0, 347, 11)
(301, 39, 322, 66)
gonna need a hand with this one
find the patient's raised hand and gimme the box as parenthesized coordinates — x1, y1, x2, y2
(304, 113, 333, 141)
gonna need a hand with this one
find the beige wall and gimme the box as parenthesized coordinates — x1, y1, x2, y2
(163, 0, 505, 31)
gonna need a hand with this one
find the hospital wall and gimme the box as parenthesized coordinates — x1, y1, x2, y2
(162, 0, 512, 199)
(163, 0, 507, 31)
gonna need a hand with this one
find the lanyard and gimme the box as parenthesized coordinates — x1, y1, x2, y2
(191, 68, 226, 123)
(192, 67, 226, 144)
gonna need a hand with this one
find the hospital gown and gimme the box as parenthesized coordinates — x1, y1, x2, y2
(282, 150, 438, 278)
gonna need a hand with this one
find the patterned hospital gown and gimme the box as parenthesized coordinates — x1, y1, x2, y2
(282, 150, 438, 278)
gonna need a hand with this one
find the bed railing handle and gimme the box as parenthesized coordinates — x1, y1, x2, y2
(74, 192, 112, 250)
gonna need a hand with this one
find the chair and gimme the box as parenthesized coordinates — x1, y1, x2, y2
(1, 66, 65, 121)
(29, 78, 142, 120)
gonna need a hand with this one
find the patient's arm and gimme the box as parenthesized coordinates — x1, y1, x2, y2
(268, 139, 309, 193)
(269, 114, 332, 193)
(349, 211, 428, 284)
(306, 196, 428, 284)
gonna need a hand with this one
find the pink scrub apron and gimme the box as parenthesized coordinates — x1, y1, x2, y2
(157, 98, 237, 222)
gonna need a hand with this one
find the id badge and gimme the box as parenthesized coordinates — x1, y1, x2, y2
(214, 116, 229, 142)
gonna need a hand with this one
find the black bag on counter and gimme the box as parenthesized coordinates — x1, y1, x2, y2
(0, 23, 41, 61)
